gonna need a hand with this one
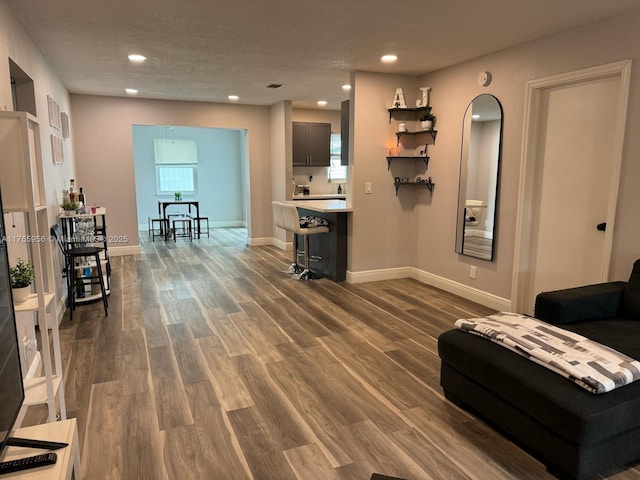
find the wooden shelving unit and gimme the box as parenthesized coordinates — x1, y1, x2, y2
(387, 105, 438, 196)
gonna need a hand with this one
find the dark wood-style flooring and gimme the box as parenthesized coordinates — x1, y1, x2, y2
(24, 228, 640, 479)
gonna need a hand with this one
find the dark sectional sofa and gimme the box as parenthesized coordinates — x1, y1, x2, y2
(438, 260, 640, 479)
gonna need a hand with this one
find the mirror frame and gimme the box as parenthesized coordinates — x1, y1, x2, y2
(455, 94, 503, 261)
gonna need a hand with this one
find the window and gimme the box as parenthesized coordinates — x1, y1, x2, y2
(328, 133, 347, 183)
(154, 138, 198, 195)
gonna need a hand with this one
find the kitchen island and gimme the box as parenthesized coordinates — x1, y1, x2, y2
(287, 199, 352, 281)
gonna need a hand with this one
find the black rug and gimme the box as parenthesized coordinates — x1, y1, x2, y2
(370, 475, 407, 480)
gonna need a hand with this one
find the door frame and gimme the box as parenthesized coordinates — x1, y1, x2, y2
(511, 60, 632, 313)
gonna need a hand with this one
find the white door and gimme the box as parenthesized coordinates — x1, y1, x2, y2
(514, 61, 630, 315)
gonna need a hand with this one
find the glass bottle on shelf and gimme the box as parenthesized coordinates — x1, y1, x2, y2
(78, 187, 85, 207)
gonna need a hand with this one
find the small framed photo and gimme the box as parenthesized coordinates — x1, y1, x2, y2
(61, 112, 70, 139)
(51, 134, 63, 164)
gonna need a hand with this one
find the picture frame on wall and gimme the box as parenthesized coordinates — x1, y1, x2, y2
(61, 112, 70, 138)
(47, 95, 61, 129)
(50, 134, 63, 164)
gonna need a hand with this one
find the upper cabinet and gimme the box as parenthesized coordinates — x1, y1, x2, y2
(293, 122, 331, 167)
(340, 101, 349, 166)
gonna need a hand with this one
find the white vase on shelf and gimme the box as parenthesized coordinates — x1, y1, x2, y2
(12, 286, 30, 303)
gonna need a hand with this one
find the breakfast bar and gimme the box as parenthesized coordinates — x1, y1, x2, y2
(287, 199, 352, 281)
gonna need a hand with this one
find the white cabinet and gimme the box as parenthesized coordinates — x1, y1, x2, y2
(0, 112, 66, 423)
(0, 419, 81, 479)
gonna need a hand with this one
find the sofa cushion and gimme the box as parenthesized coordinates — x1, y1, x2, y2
(622, 259, 640, 320)
(535, 282, 625, 324)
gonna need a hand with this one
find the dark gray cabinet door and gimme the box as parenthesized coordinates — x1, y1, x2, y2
(341, 100, 349, 166)
(292, 122, 309, 166)
(292, 122, 331, 167)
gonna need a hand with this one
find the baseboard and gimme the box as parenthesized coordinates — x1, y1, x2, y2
(271, 237, 294, 251)
(347, 266, 511, 311)
(347, 267, 412, 283)
(410, 267, 511, 311)
(109, 245, 141, 256)
(212, 220, 246, 228)
(249, 237, 273, 246)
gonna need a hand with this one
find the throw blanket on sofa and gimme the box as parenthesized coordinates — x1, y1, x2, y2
(455, 312, 640, 394)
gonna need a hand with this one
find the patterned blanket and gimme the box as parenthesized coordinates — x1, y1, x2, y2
(455, 312, 640, 394)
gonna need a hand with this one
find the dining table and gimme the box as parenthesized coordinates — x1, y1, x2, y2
(158, 199, 201, 239)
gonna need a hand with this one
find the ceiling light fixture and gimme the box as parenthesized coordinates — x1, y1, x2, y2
(472, 114, 480, 119)
(342, 84, 351, 91)
(228, 95, 239, 101)
(125, 88, 138, 95)
(317, 100, 328, 107)
(381, 54, 398, 63)
(128, 54, 146, 63)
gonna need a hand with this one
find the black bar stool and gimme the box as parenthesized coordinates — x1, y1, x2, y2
(149, 217, 168, 241)
(172, 216, 192, 241)
(51, 225, 108, 320)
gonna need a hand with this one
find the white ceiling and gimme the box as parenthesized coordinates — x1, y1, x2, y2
(9, 0, 640, 109)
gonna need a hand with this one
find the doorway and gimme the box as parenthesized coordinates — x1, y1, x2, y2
(512, 60, 631, 315)
(132, 125, 249, 240)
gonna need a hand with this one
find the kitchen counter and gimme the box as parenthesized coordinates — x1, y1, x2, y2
(287, 199, 352, 213)
(286, 200, 351, 281)
(292, 194, 346, 201)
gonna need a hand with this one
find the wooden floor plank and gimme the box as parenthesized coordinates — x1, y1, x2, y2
(81, 381, 123, 479)
(122, 389, 168, 480)
(148, 344, 194, 430)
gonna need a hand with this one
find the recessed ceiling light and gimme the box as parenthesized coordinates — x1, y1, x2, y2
(125, 88, 138, 95)
(342, 84, 351, 91)
(472, 114, 480, 119)
(317, 100, 328, 106)
(381, 54, 398, 63)
(128, 54, 146, 63)
(228, 95, 239, 101)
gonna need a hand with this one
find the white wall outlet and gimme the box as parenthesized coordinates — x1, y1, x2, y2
(470, 265, 477, 279)
(365, 182, 372, 194)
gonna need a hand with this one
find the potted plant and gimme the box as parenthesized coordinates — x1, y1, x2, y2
(174, 191, 182, 201)
(418, 111, 436, 130)
(9, 258, 35, 303)
(61, 200, 79, 215)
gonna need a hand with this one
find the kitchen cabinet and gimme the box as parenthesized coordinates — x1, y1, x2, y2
(341, 100, 349, 166)
(292, 122, 331, 166)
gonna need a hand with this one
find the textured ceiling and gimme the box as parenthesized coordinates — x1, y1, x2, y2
(9, 0, 640, 109)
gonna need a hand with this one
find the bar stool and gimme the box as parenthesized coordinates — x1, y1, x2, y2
(172, 215, 192, 241)
(149, 217, 168, 241)
(191, 216, 210, 238)
(272, 201, 329, 280)
(51, 225, 108, 321)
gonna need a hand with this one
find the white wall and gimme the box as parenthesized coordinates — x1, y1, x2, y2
(269, 101, 291, 247)
(349, 72, 420, 275)
(70, 95, 273, 249)
(348, 8, 640, 303)
(132, 125, 246, 229)
(0, 1, 78, 365)
(0, 2, 75, 224)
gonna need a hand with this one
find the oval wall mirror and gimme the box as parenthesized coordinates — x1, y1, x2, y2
(455, 94, 503, 260)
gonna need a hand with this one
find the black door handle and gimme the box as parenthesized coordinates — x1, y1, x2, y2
(596, 222, 607, 232)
